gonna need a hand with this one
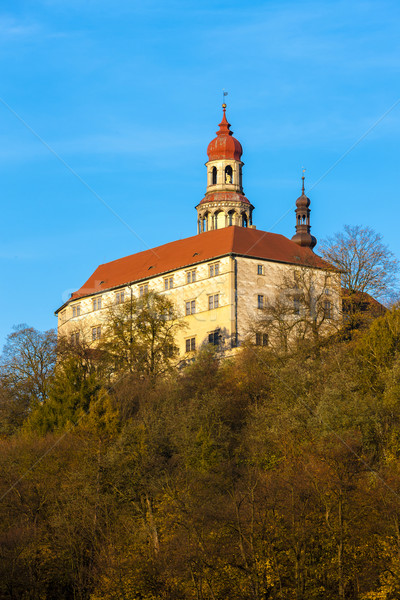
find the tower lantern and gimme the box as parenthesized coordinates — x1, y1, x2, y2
(196, 104, 254, 233)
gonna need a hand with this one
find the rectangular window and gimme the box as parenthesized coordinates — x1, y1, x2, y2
(115, 291, 125, 304)
(324, 300, 332, 319)
(257, 295, 264, 309)
(185, 300, 196, 315)
(208, 294, 219, 310)
(164, 276, 174, 290)
(294, 296, 301, 315)
(209, 262, 220, 277)
(92, 297, 102, 311)
(185, 337, 196, 352)
(255, 332, 268, 346)
(92, 326, 101, 341)
(60, 310, 66, 323)
(208, 329, 220, 346)
(70, 332, 80, 345)
(72, 304, 81, 318)
(139, 283, 149, 297)
(257, 264, 264, 275)
(186, 269, 196, 284)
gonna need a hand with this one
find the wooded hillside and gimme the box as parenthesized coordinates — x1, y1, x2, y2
(2, 308, 400, 599)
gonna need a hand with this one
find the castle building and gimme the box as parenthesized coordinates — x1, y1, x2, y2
(56, 105, 340, 354)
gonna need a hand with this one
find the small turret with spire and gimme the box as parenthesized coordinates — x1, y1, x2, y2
(291, 171, 317, 250)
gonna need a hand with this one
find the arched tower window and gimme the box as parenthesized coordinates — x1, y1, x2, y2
(242, 214, 248, 228)
(212, 167, 217, 185)
(225, 165, 233, 184)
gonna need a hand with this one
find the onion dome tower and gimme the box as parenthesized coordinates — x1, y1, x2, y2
(291, 173, 317, 250)
(196, 104, 254, 233)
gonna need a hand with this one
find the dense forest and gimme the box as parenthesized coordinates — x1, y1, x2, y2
(2, 296, 400, 600)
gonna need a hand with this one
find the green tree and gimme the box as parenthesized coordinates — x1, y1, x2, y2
(25, 354, 102, 435)
(100, 291, 184, 381)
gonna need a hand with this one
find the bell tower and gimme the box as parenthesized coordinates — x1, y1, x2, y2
(196, 104, 254, 233)
(291, 173, 317, 250)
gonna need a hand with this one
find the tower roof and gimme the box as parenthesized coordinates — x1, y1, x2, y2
(207, 104, 243, 161)
(295, 174, 311, 208)
(291, 174, 317, 250)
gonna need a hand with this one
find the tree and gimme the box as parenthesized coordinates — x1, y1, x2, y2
(25, 353, 102, 434)
(0, 325, 57, 411)
(254, 264, 338, 352)
(319, 225, 399, 302)
(100, 291, 185, 381)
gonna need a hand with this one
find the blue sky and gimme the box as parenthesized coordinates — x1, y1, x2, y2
(1, 0, 400, 349)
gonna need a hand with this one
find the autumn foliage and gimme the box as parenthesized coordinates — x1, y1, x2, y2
(3, 309, 400, 599)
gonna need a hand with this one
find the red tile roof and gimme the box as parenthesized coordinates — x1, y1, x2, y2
(57, 227, 331, 312)
(207, 106, 243, 161)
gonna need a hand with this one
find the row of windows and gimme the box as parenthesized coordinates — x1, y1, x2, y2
(185, 329, 221, 353)
(68, 263, 334, 320)
(210, 165, 235, 185)
(185, 331, 268, 354)
(161, 263, 220, 294)
(185, 294, 220, 316)
(70, 326, 101, 345)
(71, 291, 223, 322)
(257, 294, 333, 318)
(68, 263, 223, 319)
(72, 293, 333, 321)
(71, 328, 268, 351)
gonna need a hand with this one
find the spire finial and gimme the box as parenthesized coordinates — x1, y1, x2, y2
(216, 93, 232, 136)
(301, 167, 306, 194)
(222, 89, 228, 108)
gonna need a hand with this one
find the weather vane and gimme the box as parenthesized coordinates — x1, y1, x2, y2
(222, 89, 228, 106)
